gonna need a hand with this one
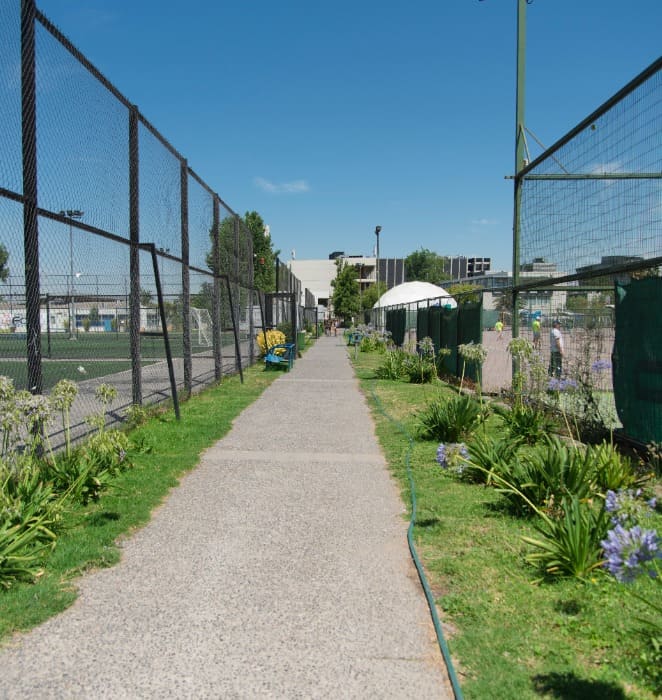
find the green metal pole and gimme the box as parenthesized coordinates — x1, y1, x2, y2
(512, 0, 527, 346)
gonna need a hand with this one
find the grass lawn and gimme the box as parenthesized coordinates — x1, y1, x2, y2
(353, 349, 661, 700)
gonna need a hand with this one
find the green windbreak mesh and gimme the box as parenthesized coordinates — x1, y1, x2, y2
(613, 278, 662, 444)
(439, 307, 458, 377)
(417, 307, 429, 344)
(428, 306, 442, 356)
(387, 309, 406, 346)
(457, 301, 483, 382)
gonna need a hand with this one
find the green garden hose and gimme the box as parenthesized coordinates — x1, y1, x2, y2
(369, 383, 464, 700)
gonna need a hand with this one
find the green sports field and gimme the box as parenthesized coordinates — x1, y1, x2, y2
(0, 332, 207, 391)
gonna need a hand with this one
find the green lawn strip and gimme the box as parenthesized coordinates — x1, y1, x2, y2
(0, 364, 279, 643)
(353, 349, 661, 700)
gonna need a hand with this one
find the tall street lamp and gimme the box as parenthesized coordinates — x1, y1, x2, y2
(374, 226, 382, 310)
(59, 209, 84, 338)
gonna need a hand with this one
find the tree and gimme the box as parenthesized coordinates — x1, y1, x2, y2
(331, 258, 360, 323)
(88, 306, 100, 325)
(446, 283, 482, 305)
(205, 211, 279, 293)
(244, 211, 278, 292)
(405, 248, 448, 284)
(0, 244, 8, 282)
(493, 289, 525, 317)
(139, 288, 153, 307)
(190, 282, 214, 312)
(361, 281, 386, 311)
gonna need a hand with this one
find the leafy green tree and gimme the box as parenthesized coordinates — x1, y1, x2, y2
(493, 289, 525, 316)
(361, 281, 386, 311)
(331, 258, 360, 322)
(88, 307, 100, 325)
(405, 248, 448, 284)
(244, 211, 278, 292)
(191, 282, 214, 312)
(0, 244, 8, 282)
(139, 288, 153, 307)
(447, 283, 482, 305)
(205, 211, 278, 292)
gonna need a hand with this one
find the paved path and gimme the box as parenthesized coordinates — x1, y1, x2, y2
(0, 336, 453, 699)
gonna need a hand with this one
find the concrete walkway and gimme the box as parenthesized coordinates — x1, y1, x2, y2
(0, 335, 453, 699)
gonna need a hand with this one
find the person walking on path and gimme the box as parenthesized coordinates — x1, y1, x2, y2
(549, 319, 564, 378)
(532, 316, 541, 350)
(494, 318, 504, 340)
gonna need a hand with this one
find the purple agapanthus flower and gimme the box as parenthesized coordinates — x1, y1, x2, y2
(601, 525, 661, 583)
(592, 359, 612, 372)
(436, 442, 469, 473)
(547, 378, 577, 392)
(605, 488, 656, 527)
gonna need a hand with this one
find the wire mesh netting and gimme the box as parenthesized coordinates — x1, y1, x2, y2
(1, 0, 309, 449)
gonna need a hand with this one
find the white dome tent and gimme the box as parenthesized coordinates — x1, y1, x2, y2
(372, 281, 457, 309)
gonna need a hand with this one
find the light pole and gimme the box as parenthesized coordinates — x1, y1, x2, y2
(374, 226, 381, 311)
(59, 209, 84, 337)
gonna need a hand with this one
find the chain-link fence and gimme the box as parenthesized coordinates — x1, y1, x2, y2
(368, 57, 661, 444)
(0, 0, 306, 448)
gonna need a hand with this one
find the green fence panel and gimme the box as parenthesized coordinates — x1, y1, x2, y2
(386, 309, 406, 346)
(439, 306, 458, 377)
(428, 306, 442, 357)
(395, 308, 407, 346)
(457, 301, 483, 382)
(613, 278, 662, 444)
(417, 307, 429, 344)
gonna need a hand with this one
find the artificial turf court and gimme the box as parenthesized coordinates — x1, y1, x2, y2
(0, 332, 216, 390)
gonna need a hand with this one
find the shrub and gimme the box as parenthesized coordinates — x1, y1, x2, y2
(523, 495, 609, 580)
(589, 440, 648, 494)
(502, 436, 596, 515)
(256, 329, 286, 357)
(375, 350, 406, 380)
(401, 353, 437, 384)
(464, 432, 521, 485)
(494, 402, 556, 445)
(417, 393, 484, 442)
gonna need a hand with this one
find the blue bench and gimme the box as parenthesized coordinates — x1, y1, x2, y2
(264, 343, 296, 371)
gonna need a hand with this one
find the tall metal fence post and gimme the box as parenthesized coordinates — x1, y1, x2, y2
(21, 0, 42, 395)
(129, 105, 142, 405)
(180, 159, 191, 396)
(233, 215, 241, 373)
(212, 196, 222, 380)
(511, 0, 527, 383)
(148, 244, 180, 420)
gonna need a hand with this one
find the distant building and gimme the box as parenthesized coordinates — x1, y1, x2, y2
(440, 256, 491, 281)
(288, 254, 406, 317)
(468, 256, 491, 277)
(576, 255, 645, 287)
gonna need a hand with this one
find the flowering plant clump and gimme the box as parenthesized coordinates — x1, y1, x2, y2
(601, 525, 661, 583)
(436, 442, 470, 476)
(605, 488, 657, 527)
(51, 379, 79, 457)
(547, 377, 578, 392)
(457, 342, 487, 394)
(256, 329, 286, 357)
(591, 359, 612, 373)
(95, 383, 118, 407)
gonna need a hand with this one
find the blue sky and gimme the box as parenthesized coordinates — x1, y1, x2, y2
(30, 0, 662, 271)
